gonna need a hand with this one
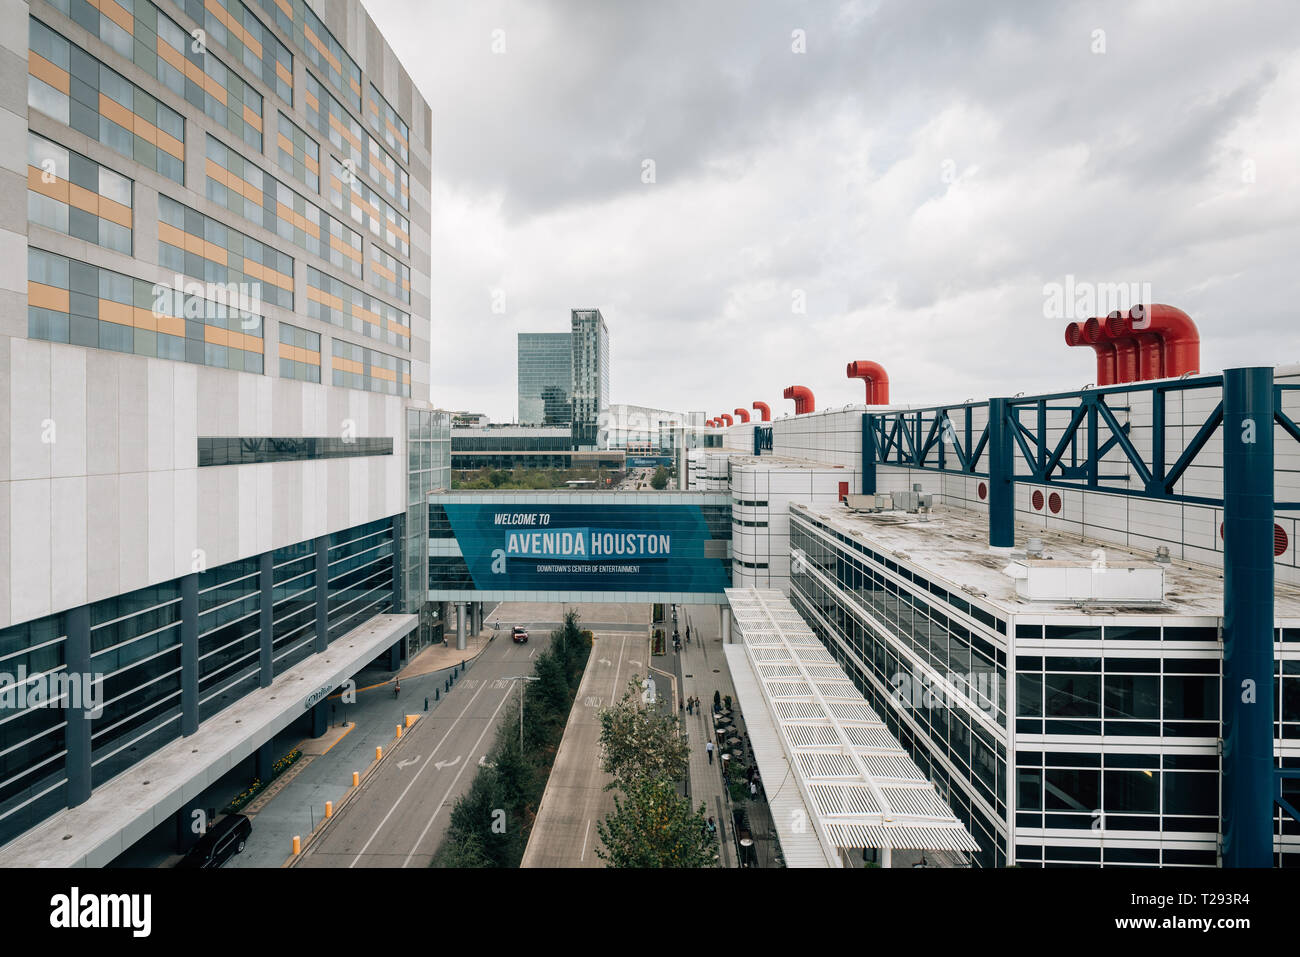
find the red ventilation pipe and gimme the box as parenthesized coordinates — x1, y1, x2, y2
(705, 418, 714, 427)
(1065, 320, 1114, 386)
(732, 408, 750, 423)
(845, 360, 890, 405)
(1085, 316, 1139, 384)
(751, 401, 771, 422)
(719, 413, 733, 427)
(783, 385, 815, 414)
(1112, 304, 1201, 378)
(1104, 310, 1161, 380)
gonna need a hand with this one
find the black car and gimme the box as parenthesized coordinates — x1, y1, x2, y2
(177, 813, 251, 868)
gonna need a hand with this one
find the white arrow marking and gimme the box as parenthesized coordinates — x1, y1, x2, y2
(396, 756, 420, 769)
(598, 658, 612, 666)
(434, 755, 462, 771)
(629, 659, 643, 668)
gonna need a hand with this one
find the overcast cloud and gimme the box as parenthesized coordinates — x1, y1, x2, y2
(365, 0, 1300, 421)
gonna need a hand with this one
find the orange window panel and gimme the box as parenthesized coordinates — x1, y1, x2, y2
(67, 183, 101, 217)
(156, 37, 185, 73)
(204, 325, 229, 347)
(204, 74, 227, 104)
(305, 91, 319, 112)
(202, 239, 227, 264)
(243, 105, 263, 132)
(130, 305, 158, 332)
(371, 366, 396, 382)
(305, 155, 319, 174)
(157, 221, 187, 248)
(333, 356, 363, 374)
(28, 281, 70, 312)
(274, 0, 291, 17)
(157, 130, 185, 160)
(98, 94, 133, 130)
(27, 166, 69, 203)
(277, 132, 294, 154)
(99, 197, 132, 228)
(98, 299, 134, 327)
(387, 319, 410, 336)
(132, 114, 159, 146)
(205, 157, 229, 186)
(243, 258, 265, 282)
(29, 54, 70, 94)
(184, 58, 206, 86)
(156, 312, 186, 337)
(276, 61, 293, 86)
(101, 0, 134, 32)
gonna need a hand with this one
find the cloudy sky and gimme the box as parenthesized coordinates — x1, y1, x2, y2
(366, 0, 1300, 422)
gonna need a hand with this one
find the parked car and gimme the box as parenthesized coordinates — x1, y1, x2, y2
(511, 625, 529, 643)
(177, 813, 251, 868)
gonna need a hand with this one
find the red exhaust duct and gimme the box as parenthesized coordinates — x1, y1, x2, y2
(1086, 316, 1139, 384)
(1105, 310, 1162, 380)
(783, 385, 815, 414)
(732, 408, 750, 423)
(845, 360, 890, 405)
(1112, 304, 1201, 378)
(1066, 320, 1115, 386)
(719, 413, 733, 427)
(751, 401, 771, 422)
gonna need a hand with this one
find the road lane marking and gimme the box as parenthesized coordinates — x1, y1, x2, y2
(345, 676, 492, 867)
(610, 635, 628, 703)
(580, 819, 591, 862)
(402, 685, 515, 867)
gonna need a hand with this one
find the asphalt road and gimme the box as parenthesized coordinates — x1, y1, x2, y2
(520, 617, 653, 867)
(296, 609, 555, 868)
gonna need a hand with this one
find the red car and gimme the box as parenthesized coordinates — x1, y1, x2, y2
(511, 626, 529, 644)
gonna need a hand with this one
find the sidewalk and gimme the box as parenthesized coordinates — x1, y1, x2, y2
(676, 606, 737, 868)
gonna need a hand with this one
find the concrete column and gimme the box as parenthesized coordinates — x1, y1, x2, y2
(388, 640, 401, 671)
(1221, 366, 1276, 868)
(881, 847, 892, 868)
(861, 414, 877, 495)
(720, 605, 732, 644)
(456, 602, 467, 650)
(64, 604, 91, 807)
(175, 798, 208, 854)
(255, 741, 273, 783)
(310, 700, 328, 738)
(315, 535, 330, 652)
(258, 551, 273, 688)
(180, 572, 199, 736)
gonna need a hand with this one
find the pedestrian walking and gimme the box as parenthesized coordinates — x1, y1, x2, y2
(707, 816, 717, 837)
(686, 698, 693, 716)
(750, 780, 758, 798)
(705, 739, 715, 764)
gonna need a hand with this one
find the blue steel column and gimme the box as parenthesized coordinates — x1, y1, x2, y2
(64, 604, 91, 806)
(861, 414, 876, 495)
(1221, 366, 1275, 868)
(986, 398, 1014, 548)
(180, 572, 199, 735)
(258, 551, 273, 688)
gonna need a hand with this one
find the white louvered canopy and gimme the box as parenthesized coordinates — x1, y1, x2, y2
(724, 588, 979, 862)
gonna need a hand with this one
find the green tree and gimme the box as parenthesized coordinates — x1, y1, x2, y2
(595, 778, 715, 868)
(650, 466, 668, 490)
(598, 678, 690, 789)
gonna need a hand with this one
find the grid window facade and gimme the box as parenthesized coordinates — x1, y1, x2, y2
(276, 112, 320, 191)
(517, 333, 573, 426)
(29, 248, 265, 372)
(366, 80, 409, 164)
(205, 135, 363, 279)
(368, 244, 410, 303)
(88, 581, 184, 788)
(28, 19, 186, 183)
(196, 557, 261, 724)
(27, 131, 133, 255)
(0, 615, 69, 849)
(325, 519, 395, 641)
(299, 0, 361, 110)
(331, 339, 410, 397)
(306, 266, 410, 350)
(304, 73, 408, 213)
(328, 157, 410, 256)
(184, 0, 293, 103)
(278, 322, 320, 383)
(158, 193, 294, 311)
(49, 0, 265, 151)
(271, 540, 317, 677)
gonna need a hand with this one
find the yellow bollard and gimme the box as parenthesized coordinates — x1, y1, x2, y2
(352, 771, 359, 787)
(376, 746, 382, 760)
(325, 801, 333, 819)
(405, 714, 417, 728)
(292, 835, 301, 855)
(396, 724, 402, 738)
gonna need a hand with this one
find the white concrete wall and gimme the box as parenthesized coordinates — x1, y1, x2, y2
(771, 407, 864, 467)
(3, 338, 406, 628)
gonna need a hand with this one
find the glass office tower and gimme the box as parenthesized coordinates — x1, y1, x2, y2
(570, 309, 609, 450)
(517, 332, 573, 426)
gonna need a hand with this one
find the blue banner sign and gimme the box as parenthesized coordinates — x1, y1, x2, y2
(440, 503, 729, 592)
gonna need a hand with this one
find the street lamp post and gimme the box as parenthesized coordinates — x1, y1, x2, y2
(503, 675, 539, 751)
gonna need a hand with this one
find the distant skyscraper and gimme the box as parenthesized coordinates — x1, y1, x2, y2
(570, 309, 610, 449)
(518, 332, 573, 426)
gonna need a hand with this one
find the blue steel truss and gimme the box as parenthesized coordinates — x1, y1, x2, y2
(866, 374, 1300, 510)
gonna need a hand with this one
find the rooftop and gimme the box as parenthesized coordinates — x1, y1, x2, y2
(792, 501, 1300, 622)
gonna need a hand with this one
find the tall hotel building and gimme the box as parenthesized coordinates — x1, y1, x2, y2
(0, 0, 448, 862)
(570, 308, 608, 450)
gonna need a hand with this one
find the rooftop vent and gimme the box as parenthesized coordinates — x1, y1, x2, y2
(1005, 560, 1165, 604)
